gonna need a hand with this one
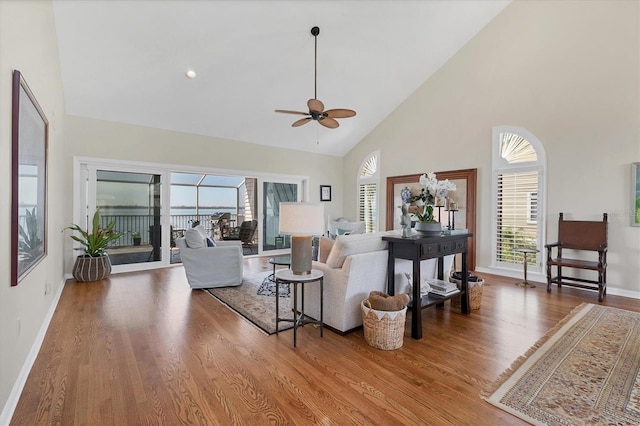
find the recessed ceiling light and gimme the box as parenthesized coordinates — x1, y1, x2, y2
(185, 70, 197, 79)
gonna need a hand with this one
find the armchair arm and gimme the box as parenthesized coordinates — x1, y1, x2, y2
(545, 241, 561, 262)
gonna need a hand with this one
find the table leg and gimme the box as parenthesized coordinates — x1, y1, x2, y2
(275, 277, 280, 334)
(516, 252, 536, 288)
(293, 282, 298, 348)
(461, 252, 470, 314)
(411, 255, 422, 339)
(320, 277, 324, 338)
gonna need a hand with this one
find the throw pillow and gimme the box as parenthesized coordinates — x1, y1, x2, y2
(368, 291, 409, 311)
(337, 228, 351, 236)
(328, 219, 366, 239)
(184, 228, 205, 249)
(194, 224, 208, 238)
(318, 236, 335, 263)
(325, 232, 388, 269)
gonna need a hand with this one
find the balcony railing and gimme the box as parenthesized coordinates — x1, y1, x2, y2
(97, 214, 240, 247)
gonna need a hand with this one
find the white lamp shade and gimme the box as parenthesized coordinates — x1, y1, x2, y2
(279, 202, 325, 236)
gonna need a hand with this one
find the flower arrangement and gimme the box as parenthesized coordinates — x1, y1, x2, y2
(411, 172, 457, 223)
(67, 210, 123, 257)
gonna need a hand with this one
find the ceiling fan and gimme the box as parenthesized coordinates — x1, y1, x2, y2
(275, 26, 356, 129)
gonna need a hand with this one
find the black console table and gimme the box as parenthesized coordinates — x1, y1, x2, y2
(382, 232, 473, 339)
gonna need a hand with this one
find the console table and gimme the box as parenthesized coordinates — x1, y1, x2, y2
(382, 232, 473, 339)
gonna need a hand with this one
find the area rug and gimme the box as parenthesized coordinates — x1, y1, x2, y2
(483, 303, 640, 425)
(205, 272, 294, 335)
(256, 274, 291, 297)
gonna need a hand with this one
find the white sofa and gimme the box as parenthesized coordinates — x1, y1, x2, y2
(295, 231, 455, 333)
(175, 228, 243, 289)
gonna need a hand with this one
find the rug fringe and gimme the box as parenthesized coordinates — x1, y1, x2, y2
(480, 302, 590, 399)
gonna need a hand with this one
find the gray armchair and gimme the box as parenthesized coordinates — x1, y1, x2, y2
(175, 228, 243, 289)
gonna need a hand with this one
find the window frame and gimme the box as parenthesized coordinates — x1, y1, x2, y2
(357, 151, 379, 233)
(491, 126, 546, 273)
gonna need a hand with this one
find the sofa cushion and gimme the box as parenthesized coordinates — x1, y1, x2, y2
(325, 231, 388, 268)
(184, 228, 205, 249)
(318, 236, 335, 263)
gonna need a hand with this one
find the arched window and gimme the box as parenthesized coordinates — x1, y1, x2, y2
(358, 151, 379, 233)
(492, 127, 546, 272)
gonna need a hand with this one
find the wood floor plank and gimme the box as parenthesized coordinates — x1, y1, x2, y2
(10, 260, 639, 425)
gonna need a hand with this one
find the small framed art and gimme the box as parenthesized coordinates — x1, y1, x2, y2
(632, 162, 640, 226)
(320, 185, 332, 202)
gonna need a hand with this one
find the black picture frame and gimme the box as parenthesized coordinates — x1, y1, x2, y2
(320, 185, 332, 202)
(11, 70, 48, 286)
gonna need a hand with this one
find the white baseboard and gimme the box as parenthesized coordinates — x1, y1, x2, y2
(0, 277, 66, 426)
(475, 266, 640, 300)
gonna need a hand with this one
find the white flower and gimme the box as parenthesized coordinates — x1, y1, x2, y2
(438, 179, 457, 193)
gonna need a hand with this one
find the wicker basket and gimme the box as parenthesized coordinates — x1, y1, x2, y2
(450, 276, 484, 310)
(361, 300, 407, 350)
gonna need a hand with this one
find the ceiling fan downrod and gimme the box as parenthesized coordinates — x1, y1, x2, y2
(312, 26, 319, 101)
(274, 25, 356, 129)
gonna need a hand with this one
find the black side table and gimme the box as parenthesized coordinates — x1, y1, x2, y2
(275, 269, 324, 347)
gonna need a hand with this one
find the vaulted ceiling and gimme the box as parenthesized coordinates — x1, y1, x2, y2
(53, 0, 510, 156)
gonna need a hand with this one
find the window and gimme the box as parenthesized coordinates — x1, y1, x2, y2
(358, 152, 379, 233)
(492, 127, 546, 270)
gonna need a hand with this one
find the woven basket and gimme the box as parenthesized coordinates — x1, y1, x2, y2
(450, 277, 484, 310)
(361, 300, 407, 350)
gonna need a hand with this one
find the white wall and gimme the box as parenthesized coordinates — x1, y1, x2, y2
(343, 0, 640, 294)
(0, 0, 66, 421)
(62, 115, 344, 272)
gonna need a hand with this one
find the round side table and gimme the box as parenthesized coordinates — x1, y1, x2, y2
(275, 269, 323, 347)
(514, 248, 539, 288)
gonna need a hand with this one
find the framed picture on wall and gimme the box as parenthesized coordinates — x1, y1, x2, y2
(320, 185, 332, 202)
(11, 70, 49, 286)
(633, 162, 640, 226)
(386, 169, 477, 271)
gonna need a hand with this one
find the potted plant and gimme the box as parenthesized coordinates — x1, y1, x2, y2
(411, 172, 456, 236)
(66, 210, 123, 282)
(130, 231, 142, 246)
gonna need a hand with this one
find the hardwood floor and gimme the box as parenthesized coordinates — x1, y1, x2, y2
(11, 258, 640, 425)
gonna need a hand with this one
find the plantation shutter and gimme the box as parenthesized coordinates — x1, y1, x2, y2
(358, 183, 377, 233)
(496, 171, 538, 263)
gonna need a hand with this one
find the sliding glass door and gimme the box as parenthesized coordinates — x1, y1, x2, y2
(77, 163, 170, 272)
(75, 158, 308, 270)
(95, 170, 163, 265)
(261, 181, 299, 253)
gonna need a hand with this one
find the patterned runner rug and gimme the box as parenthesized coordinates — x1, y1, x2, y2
(483, 303, 640, 425)
(205, 272, 294, 335)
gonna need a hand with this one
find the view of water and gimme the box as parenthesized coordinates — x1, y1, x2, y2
(98, 206, 241, 216)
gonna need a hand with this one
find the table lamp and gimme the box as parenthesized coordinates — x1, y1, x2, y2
(279, 202, 324, 275)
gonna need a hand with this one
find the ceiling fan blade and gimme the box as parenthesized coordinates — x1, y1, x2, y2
(275, 109, 310, 116)
(324, 108, 356, 118)
(318, 117, 339, 129)
(307, 98, 324, 113)
(292, 117, 312, 127)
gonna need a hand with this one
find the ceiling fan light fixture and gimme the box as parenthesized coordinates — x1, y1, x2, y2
(275, 26, 356, 129)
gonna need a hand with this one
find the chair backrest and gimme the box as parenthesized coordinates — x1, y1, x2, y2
(557, 212, 607, 251)
(238, 220, 258, 243)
